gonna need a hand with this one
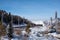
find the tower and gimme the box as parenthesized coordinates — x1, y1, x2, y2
(50, 17, 52, 25)
(55, 11, 57, 19)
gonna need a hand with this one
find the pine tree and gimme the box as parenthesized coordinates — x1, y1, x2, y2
(8, 13, 13, 39)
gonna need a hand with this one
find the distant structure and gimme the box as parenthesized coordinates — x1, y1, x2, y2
(55, 11, 57, 19)
(49, 11, 60, 33)
(54, 11, 60, 33)
(50, 17, 52, 25)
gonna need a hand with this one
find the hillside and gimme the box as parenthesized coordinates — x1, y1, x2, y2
(0, 10, 35, 26)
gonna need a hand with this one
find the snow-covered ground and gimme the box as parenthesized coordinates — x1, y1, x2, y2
(2, 18, 60, 40)
(1, 33, 59, 40)
(1, 25, 60, 40)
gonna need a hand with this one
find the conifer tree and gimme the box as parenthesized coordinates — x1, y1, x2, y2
(8, 13, 13, 39)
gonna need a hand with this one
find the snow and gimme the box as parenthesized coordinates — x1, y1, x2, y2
(1, 25, 59, 40)
(32, 20, 45, 26)
(29, 26, 48, 33)
(48, 33, 57, 37)
(0, 32, 59, 40)
(12, 24, 27, 28)
(22, 31, 27, 35)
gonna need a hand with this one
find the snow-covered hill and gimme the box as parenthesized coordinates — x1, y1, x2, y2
(32, 20, 45, 26)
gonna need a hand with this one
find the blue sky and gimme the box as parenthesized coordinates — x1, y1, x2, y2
(0, 0, 60, 21)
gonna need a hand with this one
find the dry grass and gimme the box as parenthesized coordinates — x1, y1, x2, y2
(0, 22, 6, 36)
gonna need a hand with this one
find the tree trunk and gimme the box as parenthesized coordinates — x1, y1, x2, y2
(0, 36, 1, 40)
